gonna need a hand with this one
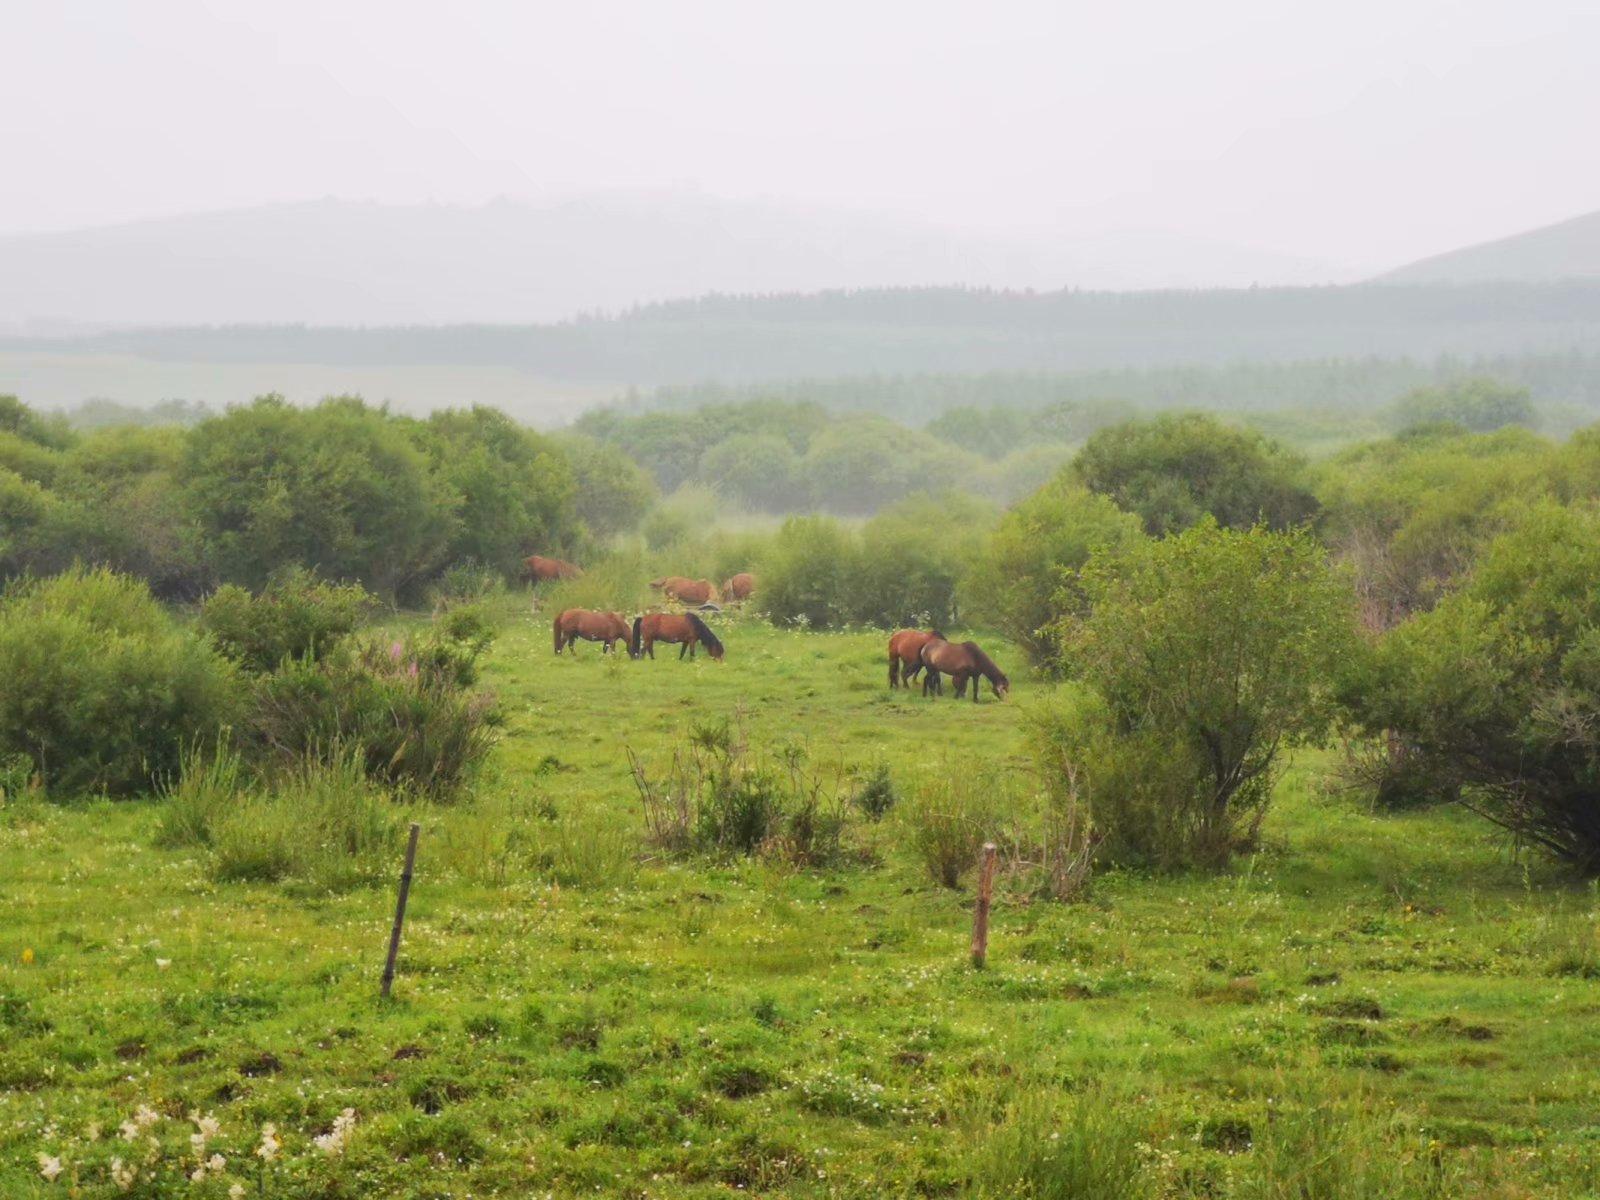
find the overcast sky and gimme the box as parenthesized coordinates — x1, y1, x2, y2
(7, 0, 1598, 272)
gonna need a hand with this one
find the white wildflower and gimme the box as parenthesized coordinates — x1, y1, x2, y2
(313, 1108, 357, 1156)
(256, 1123, 280, 1162)
(37, 1154, 63, 1181)
(155, 959, 171, 969)
(192, 1111, 221, 1139)
(230, 1186, 246, 1200)
(110, 1157, 136, 1191)
(208, 1153, 225, 1172)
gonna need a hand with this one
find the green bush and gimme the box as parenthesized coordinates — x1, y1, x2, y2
(1347, 503, 1600, 872)
(850, 492, 996, 629)
(1074, 412, 1319, 536)
(245, 631, 499, 800)
(962, 474, 1141, 667)
(1046, 522, 1353, 868)
(760, 516, 858, 629)
(155, 738, 247, 848)
(0, 568, 239, 796)
(199, 568, 374, 673)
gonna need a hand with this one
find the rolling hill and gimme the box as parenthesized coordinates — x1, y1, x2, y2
(1381, 208, 1600, 284)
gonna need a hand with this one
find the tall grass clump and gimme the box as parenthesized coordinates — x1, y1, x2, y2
(0, 567, 239, 795)
(154, 738, 246, 849)
(904, 771, 1001, 888)
(966, 1089, 1150, 1200)
(209, 752, 402, 888)
(631, 718, 852, 866)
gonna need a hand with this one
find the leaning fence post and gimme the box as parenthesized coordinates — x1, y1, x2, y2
(381, 823, 421, 999)
(970, 842, 997, 969)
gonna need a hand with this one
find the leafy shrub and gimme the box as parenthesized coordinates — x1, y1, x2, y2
(851, 763, 898, 820)
(0, 568, 239, 795)
(1046, 522, 1353, 868)
(246, 631, 499, 800)
(760, 516, 858, 628)
(427, 559, 504, 611)
(850, 492, 996, 629)
(962, 474, 1142, 667)
(1074, 412, 1319, 536)
(199, 568, 374, 673)
(1391, 376, 1535, 433)
(1348, 503, 1600, 872)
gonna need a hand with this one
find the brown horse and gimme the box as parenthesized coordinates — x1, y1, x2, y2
(649, 576, 719, 606)
(631, 612, 725, 661)
(721, 572, 756, 603)
(524, 555, 583, 582)
(921, 639, 1010, 702)
(887, 628, 946, 689)
(553, 609, 630, 655)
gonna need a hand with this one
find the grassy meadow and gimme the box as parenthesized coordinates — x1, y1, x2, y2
(4, 601, 1600, 1197)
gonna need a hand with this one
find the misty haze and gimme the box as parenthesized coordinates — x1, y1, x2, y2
(7, 4, 1600, 1197)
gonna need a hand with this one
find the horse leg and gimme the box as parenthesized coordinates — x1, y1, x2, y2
(889, 654, 899, 689)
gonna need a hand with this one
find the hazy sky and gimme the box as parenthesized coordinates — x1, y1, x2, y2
(7, 0, 1599, 270)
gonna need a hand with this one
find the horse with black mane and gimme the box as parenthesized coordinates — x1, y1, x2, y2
(921, 639, 1009, 702)
(553, 609, 630, 655)
(887, 628, 946, 689)
(631, 611, 725, 661)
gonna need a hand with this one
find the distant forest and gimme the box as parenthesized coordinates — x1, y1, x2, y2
(10, 281, 1600, 388)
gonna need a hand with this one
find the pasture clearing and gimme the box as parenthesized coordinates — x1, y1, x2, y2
(3, 611, 1599, 1197)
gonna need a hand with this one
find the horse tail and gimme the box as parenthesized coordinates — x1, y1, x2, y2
(686, 612, 724, 659)
(888, 642, 900, 688)
(631, 616, 643, 658)
(553, 612, 564, 654)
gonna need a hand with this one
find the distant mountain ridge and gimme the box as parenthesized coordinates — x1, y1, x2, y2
(0, 195, 1348, 328)
(1381, 208, 1600, 284)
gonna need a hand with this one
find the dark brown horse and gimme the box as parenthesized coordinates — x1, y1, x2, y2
(649, 576, 719, 606)
(524, 555, 583, 582)
(721, 572, 756, 603)
(553, 609, 630, 655)
(631, 612, 725, 661)
(921, 639, 1010, 702)
(887, 628, 946, 688)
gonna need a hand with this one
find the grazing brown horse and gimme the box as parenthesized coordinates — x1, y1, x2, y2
(649, 576, 719, 606)
(721, 572, 756, 603)
(921, 640, 1010, 702)
(553, 609, 630, 655)
(887, 629, 947, 689)
(524, 555, 583, 582)
(631, 612, 725, 661)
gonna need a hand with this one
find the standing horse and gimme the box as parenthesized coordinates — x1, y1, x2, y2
(553, 609, 631, 655)
(921, 640, 1010, 702)
(631, 612, 725, 661)
(721, 572, 756, 603)
(524, 555, 583, 582)
(649, 576, 719, 606)
(887, 629, 946, 689)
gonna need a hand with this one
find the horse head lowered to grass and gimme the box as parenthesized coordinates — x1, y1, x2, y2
(631, 611, 724, 661)
(920, 638, 1009, 702)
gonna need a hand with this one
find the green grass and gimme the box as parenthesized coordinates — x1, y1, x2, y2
(5, 609, 1600, 1196)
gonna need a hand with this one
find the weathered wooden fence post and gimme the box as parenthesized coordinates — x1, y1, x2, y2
(970, 842, 997, 969)
(381, 823, 421, 999)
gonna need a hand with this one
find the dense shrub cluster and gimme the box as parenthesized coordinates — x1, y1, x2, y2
(0, 568, 238, 795)
(0, 394, 603, 602)
(1036, 523, 1353, 868)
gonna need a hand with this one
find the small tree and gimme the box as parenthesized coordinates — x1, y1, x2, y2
(1074, 413, 1318, 536)
(1041, 522, 1353, 867)
(961, 474, 1141, 668)
(1351, 503, 1600, 872)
